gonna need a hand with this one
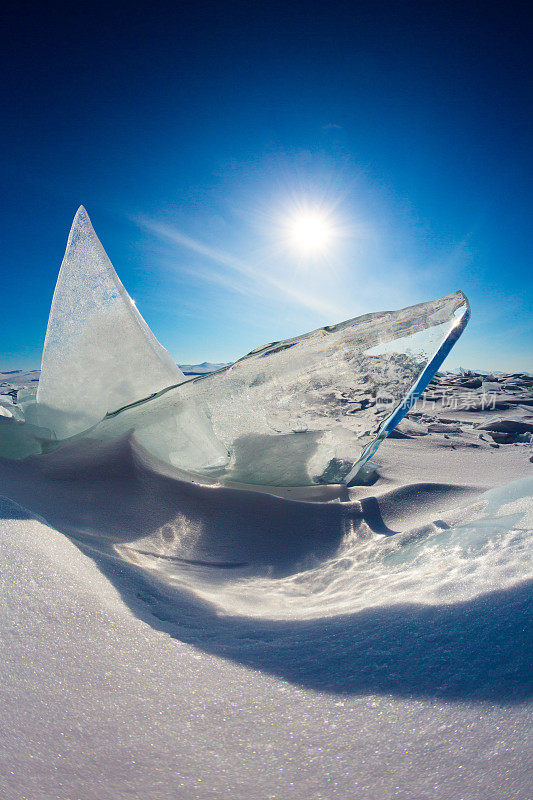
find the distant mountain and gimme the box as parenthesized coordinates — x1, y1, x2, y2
(179, 362, 230, 375)
(0, 364, 230, 384)
(0, 369, 41, 386)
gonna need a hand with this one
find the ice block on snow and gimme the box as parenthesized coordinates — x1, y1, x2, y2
(1, 207, 470, 487)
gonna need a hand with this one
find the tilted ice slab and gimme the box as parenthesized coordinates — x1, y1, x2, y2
(0, 207, 469, 485)
(94, 291, 469, 485)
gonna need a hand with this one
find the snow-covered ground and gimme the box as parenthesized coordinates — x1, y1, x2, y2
(0, 369, 532, 799)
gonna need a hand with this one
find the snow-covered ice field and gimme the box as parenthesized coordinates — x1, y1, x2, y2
(1, 368, 532, 799)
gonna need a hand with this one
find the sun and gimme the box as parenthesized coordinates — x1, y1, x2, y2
(287, 210, 334, 255)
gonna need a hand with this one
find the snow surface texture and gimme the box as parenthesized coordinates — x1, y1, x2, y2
(0, 207, 470, 484)
(0, 377, 531, 798)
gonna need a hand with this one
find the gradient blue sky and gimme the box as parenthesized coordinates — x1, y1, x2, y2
(1, 1, 531, 372)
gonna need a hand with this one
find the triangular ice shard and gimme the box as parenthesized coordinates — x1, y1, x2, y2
(36, 207, 184, 437)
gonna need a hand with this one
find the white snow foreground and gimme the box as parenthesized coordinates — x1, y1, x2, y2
(0, 465, 531, 800)
(1, 206, 470, 485)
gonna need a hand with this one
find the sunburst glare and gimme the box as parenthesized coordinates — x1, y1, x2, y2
(287, 209, 335, 255)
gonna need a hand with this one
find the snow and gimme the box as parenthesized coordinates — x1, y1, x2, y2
(1, 379, 531, 798)
(0, 470, 531, 799)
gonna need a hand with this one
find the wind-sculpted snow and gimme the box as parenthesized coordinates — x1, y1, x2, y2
(1, 445, 531, 800)
(170, 478, 532, 621)
(0, 207, 469, 484)
(0, 431, 530, 646)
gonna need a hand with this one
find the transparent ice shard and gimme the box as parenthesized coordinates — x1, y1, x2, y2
(89, 290, 469, 485)
(1, 207, 470, 486)
(34, 206, 184, 437)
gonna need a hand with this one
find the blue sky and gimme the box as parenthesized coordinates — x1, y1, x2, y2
(1, 1, 531, 372)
